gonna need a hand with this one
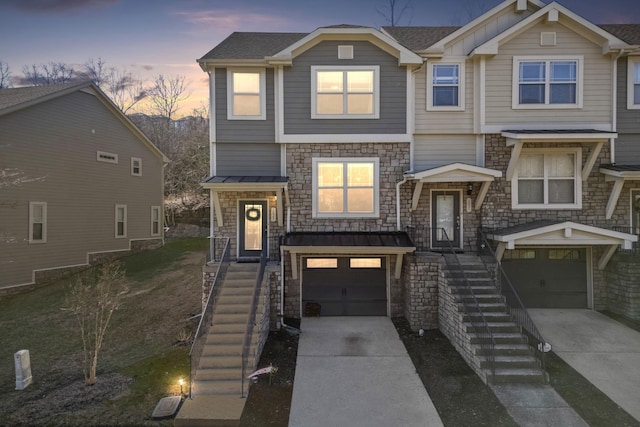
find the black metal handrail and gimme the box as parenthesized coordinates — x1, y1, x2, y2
(189, 237, 230, 398)
(477, 227, 550, 378)
(240, 252, 268, 397)
(435, 227, 496, 378)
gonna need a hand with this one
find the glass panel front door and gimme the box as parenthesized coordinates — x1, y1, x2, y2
(431, 191, 461, 249)
(239, 200, 267, 258)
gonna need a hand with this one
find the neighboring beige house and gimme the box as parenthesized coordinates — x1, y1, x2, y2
(0, 81, 167, 291)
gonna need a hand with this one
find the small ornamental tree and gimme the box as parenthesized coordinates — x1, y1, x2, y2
(64, 261, 128, 385)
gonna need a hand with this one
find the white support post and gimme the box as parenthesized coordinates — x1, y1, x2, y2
(598, 244, 618, 270)
(495, 242, 507, 261)
(290, 251, 298, 280)
(211, 191, 223, 227)
(506, 141, 523, 180)
(582, 142, 604, 181)
(395, 253, 404, 279)
(411, 181, 423, 211)
(475, 181, 491, 210)
(605, 178, 624, 219)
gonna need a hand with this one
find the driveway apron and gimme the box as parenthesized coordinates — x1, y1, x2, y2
(288, 316, 443, 427)
(529, 309, 640, 422)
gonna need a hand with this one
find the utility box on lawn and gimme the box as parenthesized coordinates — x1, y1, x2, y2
(15, 349, 32, 390)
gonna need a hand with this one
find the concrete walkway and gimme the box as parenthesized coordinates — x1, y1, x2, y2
(288, 317, 443, 427)
(529, 309, 640, 422)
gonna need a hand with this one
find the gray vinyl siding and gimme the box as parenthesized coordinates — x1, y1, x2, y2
(283, 40, 406, 135)
(485, 21, 613, 127)
(215, 68, 276, 143)
(614, 134, 640, 165)
(617, 57, 640, 134)
(413, 134, 477, 170)
(216, 143, 281, 176)
(0, 91, 163, 288)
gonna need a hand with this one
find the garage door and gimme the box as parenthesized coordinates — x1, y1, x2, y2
(302, 257, 387, 316)
(501, 248, 587, 308)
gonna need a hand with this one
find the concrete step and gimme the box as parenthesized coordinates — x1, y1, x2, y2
(215, 303, 253, 315)
(444, 270, 493, 279)
(194, 379, 243, 395)
(456, 294, 504, 304)
(450, 285, 499, 295)
(487, 368, 547, 384)
(210, 323, 246, 334)
(196, 367, 242, 382)
(475, 343, 533, 356)
(202, 344, 243, 357)
(464, 311, 513, 322)
(175, 395, 246, 427)
(219, 286, 254, 297)
(461, 303, 508, 312)
(464, 322, 520, 333)
(212, 313, 250, 324)
(479, 355, 539, 369)
(470, 332, 528, 345)
(199, 355, 242, 369)
(205, 333, 244, 345)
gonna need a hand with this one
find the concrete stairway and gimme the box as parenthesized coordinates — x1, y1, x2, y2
(444, 255, 547, 384)
(175, 262, 263, 427)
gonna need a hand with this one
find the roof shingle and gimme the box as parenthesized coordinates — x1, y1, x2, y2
(0, 81, 88, 112)
(199, 32, 308, 61)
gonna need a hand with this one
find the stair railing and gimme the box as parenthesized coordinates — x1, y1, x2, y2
(240, 251, 268, 398)
(435, 227, 496, 378)
(477, 227, 550, 379)
(188, 236, 231, 398)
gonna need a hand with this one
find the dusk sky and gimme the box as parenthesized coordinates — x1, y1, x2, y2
(1, 0, 638, 117)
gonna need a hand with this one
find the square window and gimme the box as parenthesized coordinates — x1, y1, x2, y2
(312, 67, 379, 119)
(513, 57, 582, 109)
(428, 62, 465, 110)
(313, 158, 379, 218)
(227, 69, 266, 120)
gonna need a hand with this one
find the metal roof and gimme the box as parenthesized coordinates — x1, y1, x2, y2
(282, 232, 415, 248)
(203, 176, 288, 184)
(600, 164, 640, 172)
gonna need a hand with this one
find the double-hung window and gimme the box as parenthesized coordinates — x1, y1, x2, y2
(427, 61, 464, 110)
(311, 66, 379, 119)
(513, 56, 582, 108)
(115, 205, 127, 238)
(131, 157, 142, 176)
(227, 68, 266, 120)
(151, 206, 161, 236)
(628, 58, 640, 109)
(29, 202, 47, 243)
(312, 158, 379, 217)
(512, 149, 582, 209)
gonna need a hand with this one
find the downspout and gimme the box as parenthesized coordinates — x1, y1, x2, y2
(396, 175, 409, 231)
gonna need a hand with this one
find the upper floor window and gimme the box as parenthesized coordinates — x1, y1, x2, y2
(29, 202, 47, 244)
(512, 56, 583, 109)
(427, 61, 465, 110)
(115, 204, 127, 238)
(512, 148, 582, 209)
(312, 158, 379, 218)
(628, 58, 640, 110)
(311, 66, 380, 119)
(131, 157, 142, 176)
(227, 68, 266, 120)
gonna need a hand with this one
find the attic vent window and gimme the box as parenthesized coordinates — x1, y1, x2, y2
(97, 151, 118, 164)
(338, 45, 354, 60)
(540, 32, 557, 46)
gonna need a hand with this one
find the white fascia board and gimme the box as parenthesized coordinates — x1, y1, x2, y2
(485, 124, 614, 133)
(501, 132, 617, 142)
(488, 221, 638, 244)
(198, 59, 270, 69)
(600, 168, 640, 180)
(411, 163, 502, 181)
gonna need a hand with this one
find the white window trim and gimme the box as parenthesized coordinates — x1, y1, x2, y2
(29, 201, 47, 244)
(115, 204, 127, 238)
(151, 206, 161, 237)
(311, 65, 380, 119)
(511, 147, 582, 210)
(131, 157, 142, 176)
(97, 150, 118, 164)
(312, 157, 380, 218)
(512, 56, 584, 110)
(426, 59, 465, 111)
(627, 57, 640, 110)
(227, 68, 267, 120)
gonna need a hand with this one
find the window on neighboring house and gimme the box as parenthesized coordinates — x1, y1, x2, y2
(115, 205, 127, 238)
(512, 149, 582, 209)
(29, 202, 47, 243)
(227, 68, 266, 120)
(427, 62, 464, 110)
(312, 158, 379, 217)
(628, 59, 640, 109)
(311, 66, 379, 119)
(97, 151, 118, 164)
(632, 190, 640, 235)
(513, 57, 582, 108)
(131, 157, 142, 176)
(151, 206, 161, 236)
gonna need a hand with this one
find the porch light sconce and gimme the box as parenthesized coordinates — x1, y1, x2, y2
(466, 182, 473, 196)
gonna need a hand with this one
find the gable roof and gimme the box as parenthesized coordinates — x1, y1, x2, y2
(0, 81, 168, 162)
(599, 24, 640, 45)
(199, 32, 308, 61)
(381, 26, 459, 51)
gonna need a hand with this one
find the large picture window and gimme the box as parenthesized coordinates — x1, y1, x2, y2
(311, 66, 379, 119)
(312, 158, 379, 217)
(227, 68, 266, 120)
(427, 61, 465, 110)
(513, 56, 582, 109)
(512, 149, 582, 209)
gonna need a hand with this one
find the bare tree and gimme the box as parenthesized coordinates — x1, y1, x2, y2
(148, 74, 189, 120)
(63, 261, 128, 385)
(82, 57, 109, 87)
(22, 62, 75, 86)
(84, 59, 148, 114)
(0, 61, 11, 89)
(377, 0, 414, 27)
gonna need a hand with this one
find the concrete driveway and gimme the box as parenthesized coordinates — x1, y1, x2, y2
(529, 309, 640, 422)
(288, 317, 443, 427)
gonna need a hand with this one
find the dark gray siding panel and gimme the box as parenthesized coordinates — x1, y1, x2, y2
(216, 68, 276, 143)
(617, 57, 640, 134)
(615, 134, 640, 164)
(216, 143, 280, 175)
(283, 41, 406, 135)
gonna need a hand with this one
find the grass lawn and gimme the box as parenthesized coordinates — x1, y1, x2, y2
(0, 237, 207, 426)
